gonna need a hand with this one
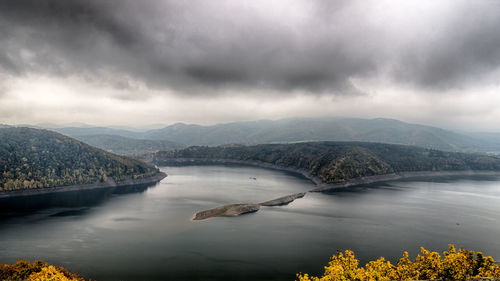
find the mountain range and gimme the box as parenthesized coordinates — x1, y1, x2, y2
(3, 118, 500, 155)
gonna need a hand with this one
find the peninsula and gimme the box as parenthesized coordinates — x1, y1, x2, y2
(0, 127, 165, 196)
(146, 142, 500, 219)
(148, 142, 500, 192)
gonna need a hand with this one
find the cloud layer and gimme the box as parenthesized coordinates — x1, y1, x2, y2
(1, 0, 500, 129)
(2, 0, 500, 94)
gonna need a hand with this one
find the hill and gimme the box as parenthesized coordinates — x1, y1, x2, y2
(72, 134, 184, 155)
(143, 118, 494, 152)
(150, 142, 500, 184)
(53, 126, 142, 139)
(0, 127, 161, 191)
(467, 132, 500, 154)
(20, 118, 500, 154)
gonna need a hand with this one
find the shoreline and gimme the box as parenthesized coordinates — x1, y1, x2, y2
(153, 157, 500, 192)
(310, 170, 500, 192)
(153, 157, 324, 185)
(0, 172, 167, 199)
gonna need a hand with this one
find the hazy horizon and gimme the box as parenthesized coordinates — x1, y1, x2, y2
(1, 116, 498, 134)
(1, 0, 500, 131)
(0, 118, 497, 135)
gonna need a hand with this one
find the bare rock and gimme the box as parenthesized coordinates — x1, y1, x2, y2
(259, 192, 306, 206)
(193, 204, 260, 220)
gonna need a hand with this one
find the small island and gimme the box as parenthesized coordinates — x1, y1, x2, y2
(193, 192, 306, 220)
(193, 204, 261, 220)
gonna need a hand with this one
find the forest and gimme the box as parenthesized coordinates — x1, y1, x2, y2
(152, 142, 500, 184)
(72, 134, 184, 156)
(0, 127, 159, 191)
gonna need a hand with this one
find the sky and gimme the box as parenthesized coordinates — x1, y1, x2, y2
(1, 0, 500, 131)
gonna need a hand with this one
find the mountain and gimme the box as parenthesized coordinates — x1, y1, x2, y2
(0, 127, 160, 191)
(143, 118, 492, 152)
(466, 132, 500, 154)
(151, 142, 500, 184)
(53, 126, 142, 139)
(14, 118, 500, 154)
(73, 134, 184, 155)
(50, 127, 184, 155)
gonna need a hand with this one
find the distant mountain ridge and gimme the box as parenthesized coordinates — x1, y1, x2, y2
(10, 118, 500, 154)
(142, 118, 495, 153)
(54, 126, 143, 139)
(73, 134, 185, 155)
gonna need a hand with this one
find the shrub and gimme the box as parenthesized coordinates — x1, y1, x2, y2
(0, 260, 85, 281)
(297, 245, 500, 281)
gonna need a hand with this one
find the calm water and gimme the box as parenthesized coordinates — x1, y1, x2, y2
(1, 165, 500, 281)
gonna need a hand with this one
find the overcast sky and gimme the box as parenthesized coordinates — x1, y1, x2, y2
(1, 0, 500, 131)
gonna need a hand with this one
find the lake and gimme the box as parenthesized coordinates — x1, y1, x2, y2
(1, 165, 500, 281)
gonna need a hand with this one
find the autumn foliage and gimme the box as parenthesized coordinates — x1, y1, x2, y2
(0, 259, 85, 281)
(298, 245, 500, 281)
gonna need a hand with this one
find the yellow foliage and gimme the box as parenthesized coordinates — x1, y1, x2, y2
(358, 257, 395, 281)
(28, 266, 80, 281)
(0, 260, 85, 281)
(297, 245, 500, 281)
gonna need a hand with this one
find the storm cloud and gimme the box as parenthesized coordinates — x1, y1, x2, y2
(2, 0, 500, 95)
(1, 0, 500, 130)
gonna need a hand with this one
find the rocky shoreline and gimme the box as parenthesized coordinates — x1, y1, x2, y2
(260, 192, 306, 206)
(310, 170, 500, 192)
(0, 172, 167, 199)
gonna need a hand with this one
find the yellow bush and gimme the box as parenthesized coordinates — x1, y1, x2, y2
(28, 265, 80, 281)
(297, 245, 500, 281)
(0, 260, 85, 281)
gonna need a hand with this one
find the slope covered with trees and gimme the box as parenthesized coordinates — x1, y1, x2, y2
(152, 142, 500, 184)
(73, 134, 184, 155)
(0, 127, 160, 191)
(143, 118, 493, 152)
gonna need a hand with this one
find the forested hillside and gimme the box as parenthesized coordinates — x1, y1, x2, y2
(0, 127, 159, 191)
(152, 142, 500, 184)
(73, 134, 184, 155)
(143, 118, 491, 152)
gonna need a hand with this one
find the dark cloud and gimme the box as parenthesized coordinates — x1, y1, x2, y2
(393, 1, 500, 89)
(1, 0, 500, 95)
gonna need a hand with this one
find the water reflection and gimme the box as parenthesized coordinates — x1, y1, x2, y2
(0, 181, 159, 216)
